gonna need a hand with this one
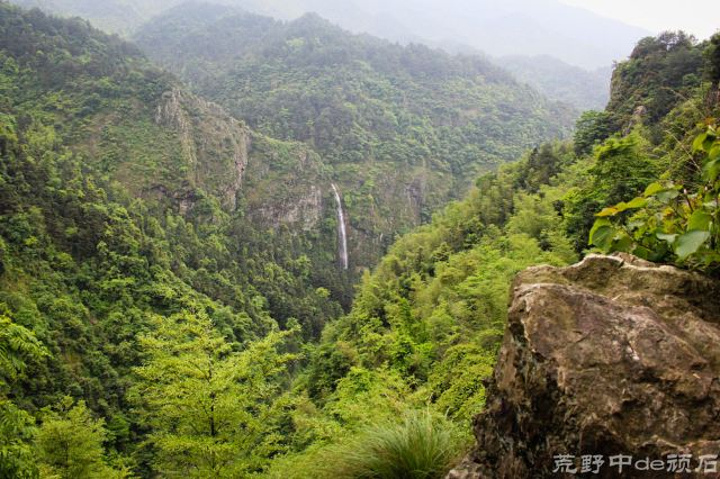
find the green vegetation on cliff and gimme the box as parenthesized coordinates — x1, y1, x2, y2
(1, 0, 719, 476)
(265, 30, 720, 476)
(133, 3, 576, 268)
(0, 4, 342, 475)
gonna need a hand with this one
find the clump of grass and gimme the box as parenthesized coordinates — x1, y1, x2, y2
(318, 410, 469, 479)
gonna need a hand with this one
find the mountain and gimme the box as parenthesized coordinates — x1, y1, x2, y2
(8, 0, 631, 108)
(10, 0, 649, 69)
(264, 31, 719, 478)
(258, 0, 650, 69)
(0, 2, 369, 473)
(0, 0, 347, 415)
(3, 0, 720, 476)
(498, 55, 612, 111)
(133, 3, 576, 269)
(607, 31, 706, 128)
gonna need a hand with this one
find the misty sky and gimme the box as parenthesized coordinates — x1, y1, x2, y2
(561, 0, 719, 39)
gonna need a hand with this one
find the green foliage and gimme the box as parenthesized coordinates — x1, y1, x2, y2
(0, 312, 45, 479)
(36, 397, 129, 479)
(564, 131, 663, 252)
(273, 34, 718, 475)
(313, 410, 468, 479)
(0, 399, 38, 479)
(133, 3, 576, 269)
(0, 4, 343, 476)
(707, 33, 720, 86)
(0, 312, 46, 384)
(573, 110, 614, 156)
(608, 31, 704, 130)
(131, 312, 299, 477)
(590, 121, 720, 272)
(1, 4, 718, 479)
(265, 138, 582, 474)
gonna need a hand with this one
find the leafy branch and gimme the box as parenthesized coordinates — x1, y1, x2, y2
(590, 120, 720, 272)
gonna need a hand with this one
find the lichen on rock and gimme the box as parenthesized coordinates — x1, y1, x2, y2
(449, 254, 720, 478)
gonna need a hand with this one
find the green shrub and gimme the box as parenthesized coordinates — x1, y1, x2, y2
(315, 410, 468, 479)
(590, 120, 720, 273)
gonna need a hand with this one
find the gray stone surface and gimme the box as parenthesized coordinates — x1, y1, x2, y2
(448, 254, 720, 478)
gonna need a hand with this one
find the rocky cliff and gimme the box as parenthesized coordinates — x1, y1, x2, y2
(449, 254, 720, 478)
(154, 88, 250, 211)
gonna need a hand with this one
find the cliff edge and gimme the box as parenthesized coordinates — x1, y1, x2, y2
(449, 254, 720, 478)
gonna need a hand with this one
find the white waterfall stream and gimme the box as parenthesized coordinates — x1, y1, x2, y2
(331, 183, 349, 270)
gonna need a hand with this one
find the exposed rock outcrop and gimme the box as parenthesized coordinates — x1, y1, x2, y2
(243, 139, 327, 231)
(155, 88, 250, 210)
(449, 254, 720, 478)
(250, 183, 323, 231)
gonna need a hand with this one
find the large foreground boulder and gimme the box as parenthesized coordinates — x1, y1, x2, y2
(449, 254, 720, 478)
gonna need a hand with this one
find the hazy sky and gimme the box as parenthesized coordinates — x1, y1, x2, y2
(560, 0, 719, 39)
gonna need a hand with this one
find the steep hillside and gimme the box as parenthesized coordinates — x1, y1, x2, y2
(607, 31, 706, 129)
(0, 6, 348, 474)
(133, 3, 576, 268)
(260, 31, 720, 478)
(499, 55, 611, 111)
(3, 1, 718, 476)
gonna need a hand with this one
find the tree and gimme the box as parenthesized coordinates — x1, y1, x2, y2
(564, 132, 660, 252)
(35, 397, 128, 479)
(0, 312, 46, 479)
(608, 31, 703, 127)
(590, 121, 720, 272)
(573, 111, 613, 156)
(0, 313, 45, 386)
(706, 33, 720, 87)
(132, 312, 298, 478)
(0, 399, 38, 479)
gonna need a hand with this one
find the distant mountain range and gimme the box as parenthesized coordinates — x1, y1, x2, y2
(247, 0, 651, 70)
(13, 0, 649, 70)
(130, 2, 576, 268)
(499, 55, 612, 111)
(11, 0, 643, 110)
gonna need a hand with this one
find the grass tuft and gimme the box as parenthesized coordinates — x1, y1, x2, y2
(316, 410, 469, 479)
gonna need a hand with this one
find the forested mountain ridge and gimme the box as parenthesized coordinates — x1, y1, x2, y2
(9, 0, 621, 109)
(499, 55, 611, 111)
(2, 0, 719, 477)
(261, 0, 648, 69)
(133, 2, 576, 269)
(11, 0, 649, 69)
(8, 0, 359, 298)
(608, 31, 707, 128)
(261, 30, 720, 477)
(0, 5, 354, 475)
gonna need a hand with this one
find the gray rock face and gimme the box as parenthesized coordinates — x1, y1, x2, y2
(449, 254, 720, 478)
(155, 88, 250, 211)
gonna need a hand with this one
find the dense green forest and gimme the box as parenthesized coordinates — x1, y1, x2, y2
(1, 1, 719, 478)
(0, 4, 344, 476)
(260, 32, 720, 478)
(11, 0, 619, 111)
(132, 3, 576, 268)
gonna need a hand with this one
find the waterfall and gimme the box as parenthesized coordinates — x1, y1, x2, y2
(331, 183, 349, 270)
